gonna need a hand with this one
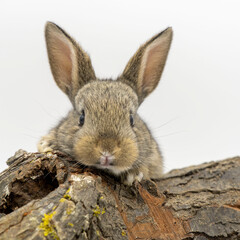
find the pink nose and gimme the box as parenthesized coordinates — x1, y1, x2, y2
(99, 152, 114, 166)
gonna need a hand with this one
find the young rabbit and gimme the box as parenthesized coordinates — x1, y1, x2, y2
(38, 22, 172, 185)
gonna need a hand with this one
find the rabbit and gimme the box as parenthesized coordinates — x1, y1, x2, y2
(38, 22, 173, 185)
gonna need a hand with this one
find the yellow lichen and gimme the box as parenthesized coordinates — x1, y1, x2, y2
(93, 205, 101, 217)
(68, 222, 74, 227)
(66, 188, 71, 194)
(66, 208, 73, 215)
(96, 230, 100, 236)
(63, 194, 71, 200)
(100, 196, 104, 200)
(52, 206, 57, 211)
(92, 205, 106, 217)
(59, 198, 66, 203)
(62, 188, 71, 200)
(39, 211, 59, 240)
(121, 230, 126, 236)
(101, 208, 106, 214)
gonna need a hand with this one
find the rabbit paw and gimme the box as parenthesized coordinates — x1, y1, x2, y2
(37, 131, 56, 153)
(124, 172, 144, 185)
(38, 138, 53, 152)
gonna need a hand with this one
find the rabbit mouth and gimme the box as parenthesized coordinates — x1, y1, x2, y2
(93, 151, 130, 174)
(95, 164, 131, 175)
(74, 135, 138, 171)
(99, 151, 115, 166)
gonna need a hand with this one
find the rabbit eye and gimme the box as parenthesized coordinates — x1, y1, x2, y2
(79, 110, 85, 127)
(130, 114, 134, 127)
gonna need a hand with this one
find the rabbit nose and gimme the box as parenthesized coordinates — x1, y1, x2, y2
(99, 151, 114, 166)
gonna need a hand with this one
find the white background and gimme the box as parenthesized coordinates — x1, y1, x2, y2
(0, 0, 240, 173)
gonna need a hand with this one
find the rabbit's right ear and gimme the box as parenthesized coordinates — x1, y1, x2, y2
(45, 22, 96, 102)
(120, 28, 172, 104)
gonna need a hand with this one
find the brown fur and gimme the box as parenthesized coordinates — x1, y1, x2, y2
(38, 22, 173, 185)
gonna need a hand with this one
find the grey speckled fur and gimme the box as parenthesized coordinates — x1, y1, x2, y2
(38, 22, 173, 185)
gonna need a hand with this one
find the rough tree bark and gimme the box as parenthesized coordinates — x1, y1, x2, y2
(0, 150, 239, 240)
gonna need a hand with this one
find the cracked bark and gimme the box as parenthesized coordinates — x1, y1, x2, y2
(0, 150, 240, 240)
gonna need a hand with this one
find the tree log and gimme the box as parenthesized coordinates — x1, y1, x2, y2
(0, 150, 239, 240)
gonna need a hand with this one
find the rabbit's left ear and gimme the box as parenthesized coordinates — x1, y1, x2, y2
(45, 22, 96, 103)
(120, 28, 172, 104)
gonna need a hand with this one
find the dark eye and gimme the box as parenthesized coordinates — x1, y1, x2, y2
(130, 113, 134, 127)
(79, 110, 85, 127)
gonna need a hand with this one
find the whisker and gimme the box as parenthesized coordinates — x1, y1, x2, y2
(34, 99, 66, 120)
(150, 116, 180, 131)
(22, 133, 39, 140)
(155, 130, 187, 138)
(70, 161, 85, 168)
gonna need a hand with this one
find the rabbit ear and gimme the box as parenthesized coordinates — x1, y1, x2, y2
(45, 22, 96, 102)
(121, 28, 172, 104)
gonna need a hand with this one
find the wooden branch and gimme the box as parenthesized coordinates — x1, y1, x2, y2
(0, 150, 239, 240)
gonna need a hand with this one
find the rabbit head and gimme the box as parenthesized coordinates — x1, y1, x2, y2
(45, 22, 172, 175)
